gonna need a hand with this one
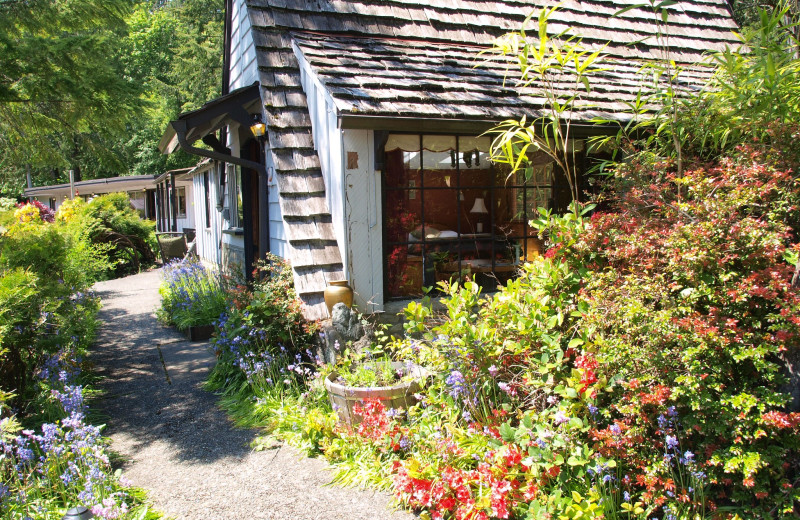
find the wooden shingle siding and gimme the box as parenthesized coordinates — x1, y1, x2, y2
(242, 0, 737, 320)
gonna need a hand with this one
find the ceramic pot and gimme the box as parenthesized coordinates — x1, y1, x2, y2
(324, 280, 353, 317)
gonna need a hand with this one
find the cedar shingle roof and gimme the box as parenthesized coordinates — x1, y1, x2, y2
(244, 0, 739, 319)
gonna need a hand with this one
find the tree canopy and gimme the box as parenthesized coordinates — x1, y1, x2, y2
(0, 0, 223, 196)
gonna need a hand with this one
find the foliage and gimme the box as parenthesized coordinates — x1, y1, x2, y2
(157, 257, 226, 330)
(486, 5, 606, 210)
(0, 0, 138, 175)
(333, 354, 409, 388)
(66, 193, 157, 278)
(594, 1, 800, 171)
(1, 221, 110, 297)
(0, 194, 158, 519)
(0, 0, 223, 195)
(678, 2, 800, 160)
(560, 147, 800, 517)
(0, 324, 160, 520)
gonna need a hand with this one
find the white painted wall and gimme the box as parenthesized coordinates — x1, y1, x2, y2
(294, 44, 347, 272)
(229, 0, 258, 90)
(175, 183, 194, 232)
(343, 129, 384, 312)
(191, 165, 223, 265)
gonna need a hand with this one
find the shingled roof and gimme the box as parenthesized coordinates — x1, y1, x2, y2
(244, 0, 739, 319)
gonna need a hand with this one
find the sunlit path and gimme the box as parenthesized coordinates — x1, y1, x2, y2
(91, 269, 413, 520)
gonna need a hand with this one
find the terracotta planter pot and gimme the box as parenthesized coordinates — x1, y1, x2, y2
(324, 361, 429, 426)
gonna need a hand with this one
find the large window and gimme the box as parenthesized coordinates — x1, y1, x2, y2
(176, 186, 187, 218)
(383, 134, 575, 299)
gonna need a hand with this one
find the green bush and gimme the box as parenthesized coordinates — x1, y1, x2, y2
(66, 193, 157, 278)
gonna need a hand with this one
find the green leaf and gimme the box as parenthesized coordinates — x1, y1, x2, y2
(500, 422, 516, 442)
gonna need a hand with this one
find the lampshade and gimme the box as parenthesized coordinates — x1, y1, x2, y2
(470, 197, 488, 214)
(250, 114, 267, 138)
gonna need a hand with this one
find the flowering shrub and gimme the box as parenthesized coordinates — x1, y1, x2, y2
(157, 257, 227, 330)
(0, 341, 157, 519)
(561, 148, 800, 516)
(14, 201, 54, 224)
(0, 215, 157, 518)
(208, 255, 318, 380)
(56, 198, 85, 223)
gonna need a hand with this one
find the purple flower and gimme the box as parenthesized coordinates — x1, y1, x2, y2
(610, 424, 621, 435)
(554, 411, 569, 425)
(487, 365, 498, 377)
(665, 435, 679, 450)
(446, 370, 467, 398)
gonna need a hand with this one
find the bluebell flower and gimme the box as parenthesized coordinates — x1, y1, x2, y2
(665, 435, 679, 450)
(446, 370, 467, 399)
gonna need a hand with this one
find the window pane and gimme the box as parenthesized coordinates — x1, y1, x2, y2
(235, 168, 243, 225)
(385, 188, 422, 243)
(385, 148, 421, 189)
(383, 134, 571, 300)
(386, 245, 424, 298)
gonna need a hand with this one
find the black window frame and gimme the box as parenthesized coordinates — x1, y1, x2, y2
(381, 133, 562, 301)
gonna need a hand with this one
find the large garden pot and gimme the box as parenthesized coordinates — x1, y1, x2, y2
(184, 324, 214, 342)
(324, 280, 354, 317)
(324, 361, 429, 426)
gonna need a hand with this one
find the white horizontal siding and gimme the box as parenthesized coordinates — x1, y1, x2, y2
(229, 0, 257, 91)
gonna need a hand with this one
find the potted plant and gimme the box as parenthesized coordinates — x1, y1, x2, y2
(157, 258, 227, 341)
(324, 354, 429, 426)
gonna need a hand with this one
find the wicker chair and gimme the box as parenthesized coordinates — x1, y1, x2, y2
(156, 232, 188, 264)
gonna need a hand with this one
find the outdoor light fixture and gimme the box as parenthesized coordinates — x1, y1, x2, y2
(249, 113, 267, 139)
(62, 505, 94, 520)
(470, 197, 489, 233)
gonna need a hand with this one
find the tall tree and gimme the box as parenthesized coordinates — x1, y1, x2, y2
(0, 0, 140, 174)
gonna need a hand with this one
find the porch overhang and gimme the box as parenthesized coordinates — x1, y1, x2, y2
(158, 82, 267, 179)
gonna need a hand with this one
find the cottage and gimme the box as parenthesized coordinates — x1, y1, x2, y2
(23, 174, 159, 220)
(159, 0, 739, 320)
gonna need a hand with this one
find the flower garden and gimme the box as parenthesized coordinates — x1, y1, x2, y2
(194, 138, 800, 520)
(0, 196, 160, 519)
(187, 7, 800, 519)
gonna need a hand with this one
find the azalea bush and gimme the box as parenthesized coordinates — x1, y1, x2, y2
(561, 146, 800, 516)
(157, 257, 227, 330)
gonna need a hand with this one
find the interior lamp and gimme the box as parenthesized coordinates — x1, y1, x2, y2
(250, 114, 267, 139)
(470, 197, 489, 232)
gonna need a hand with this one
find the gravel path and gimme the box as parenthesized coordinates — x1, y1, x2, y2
(91, 269, 415, 520)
